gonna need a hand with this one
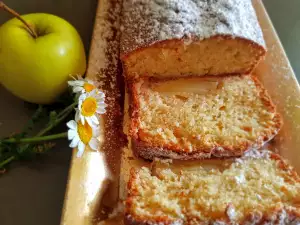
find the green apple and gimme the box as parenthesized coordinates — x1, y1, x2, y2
(0, 13, 86, 104)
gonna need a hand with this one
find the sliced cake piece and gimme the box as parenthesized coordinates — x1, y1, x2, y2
(129, 75, 282, 160)
(125, 150, 300, 225)
(120, 0, 266, 80)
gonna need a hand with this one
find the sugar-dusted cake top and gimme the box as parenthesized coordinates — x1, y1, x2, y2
(120, 0, 266, 55)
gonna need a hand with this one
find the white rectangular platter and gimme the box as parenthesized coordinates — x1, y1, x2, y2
(60, 0, 300, 224)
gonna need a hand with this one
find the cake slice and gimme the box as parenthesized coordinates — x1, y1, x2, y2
(129, 75, 282, 160)
(120, 0, 266, 80)
(125, 150, 300, 225)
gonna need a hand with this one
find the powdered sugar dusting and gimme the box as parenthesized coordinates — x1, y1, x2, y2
(87, 0, 125, 174)
(85, 0, 126, 222)
(226, 204, 236, 221)
(234, 173, 246, 184)
(120, 0, 265, 54)
(235, 149, 271, 165)
(242, 149, 271, 159)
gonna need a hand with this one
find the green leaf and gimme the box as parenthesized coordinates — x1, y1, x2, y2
(0, 92, 77, 170)
(49, 111, 58, 125)
(20, 105, 46, 138)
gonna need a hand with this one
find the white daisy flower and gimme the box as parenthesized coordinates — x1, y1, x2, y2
(66, 120, 100, 157)
(76, 89, 107, 127)
(68, 75, 97, 93)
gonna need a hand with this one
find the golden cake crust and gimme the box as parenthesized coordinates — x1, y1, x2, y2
(120, 0, 266, 79)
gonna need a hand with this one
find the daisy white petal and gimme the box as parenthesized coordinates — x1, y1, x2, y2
(75, 110, 80, 122)
(90, 115, 99, 125)
(69, 136, 80, 148)
(66, 120, 77, 130)
(73, 86, 84, 93)
(98, 102, 107, 107)
(68, 130, 77, 140)
(86, 117, 98, 128)
(89, 138, 99, 151)
(89, 89, 97, 95)
(97, 98, 105, 103)
(96, 91, 105, 98)
(96, 100, 105, 106)
(78, 93, 87, 101)
(76, 142, 85, 157)
(94, 127, 100, 137)
(96, 96, 105, 102)
(77, 141, 85, 157)
(96, 108, 106, 114)
(80, 115, 85, 125)
(68, 80, 84, 86)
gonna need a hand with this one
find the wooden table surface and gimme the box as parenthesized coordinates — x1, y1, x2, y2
(0, 0, 299, 225)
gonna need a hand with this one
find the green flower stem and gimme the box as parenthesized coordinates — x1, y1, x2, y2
(36, 102, 76, 137)
(0, 101, 77, 170)
(57, 101, 77, 118)
(22, 105, 44, 133)
(3, 132, 68, 144)
(0, 156, 15, 169)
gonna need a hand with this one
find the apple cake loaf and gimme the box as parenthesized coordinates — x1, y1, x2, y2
(125, 150, 300, 225)
(120, 0, 266, 80)
(129, 75, 282, 160)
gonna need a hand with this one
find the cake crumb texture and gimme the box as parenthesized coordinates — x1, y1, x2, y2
(130, 75, 282, 159)
(125, 151, 300, 224)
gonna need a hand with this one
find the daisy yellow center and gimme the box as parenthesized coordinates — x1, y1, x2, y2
(84, 83, 95, 92)
(81, 97, 97, 117)
(77, 122, 93, 144)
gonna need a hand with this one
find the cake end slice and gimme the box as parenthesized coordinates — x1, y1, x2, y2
(125, 150, 300, 225)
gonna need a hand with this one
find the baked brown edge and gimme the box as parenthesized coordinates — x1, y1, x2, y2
(124, 168, 184, 225)
(120, 35, 266, 81)
(124, 152, 300, 225)
(128, 75, 282, 160)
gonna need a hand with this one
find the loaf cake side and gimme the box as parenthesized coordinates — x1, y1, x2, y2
(129, 75, 282, 160)
(120, 0, 266, 80)
(125, 151, 300, 225)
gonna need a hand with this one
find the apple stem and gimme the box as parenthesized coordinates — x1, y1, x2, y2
(0, 1, 38, 38)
